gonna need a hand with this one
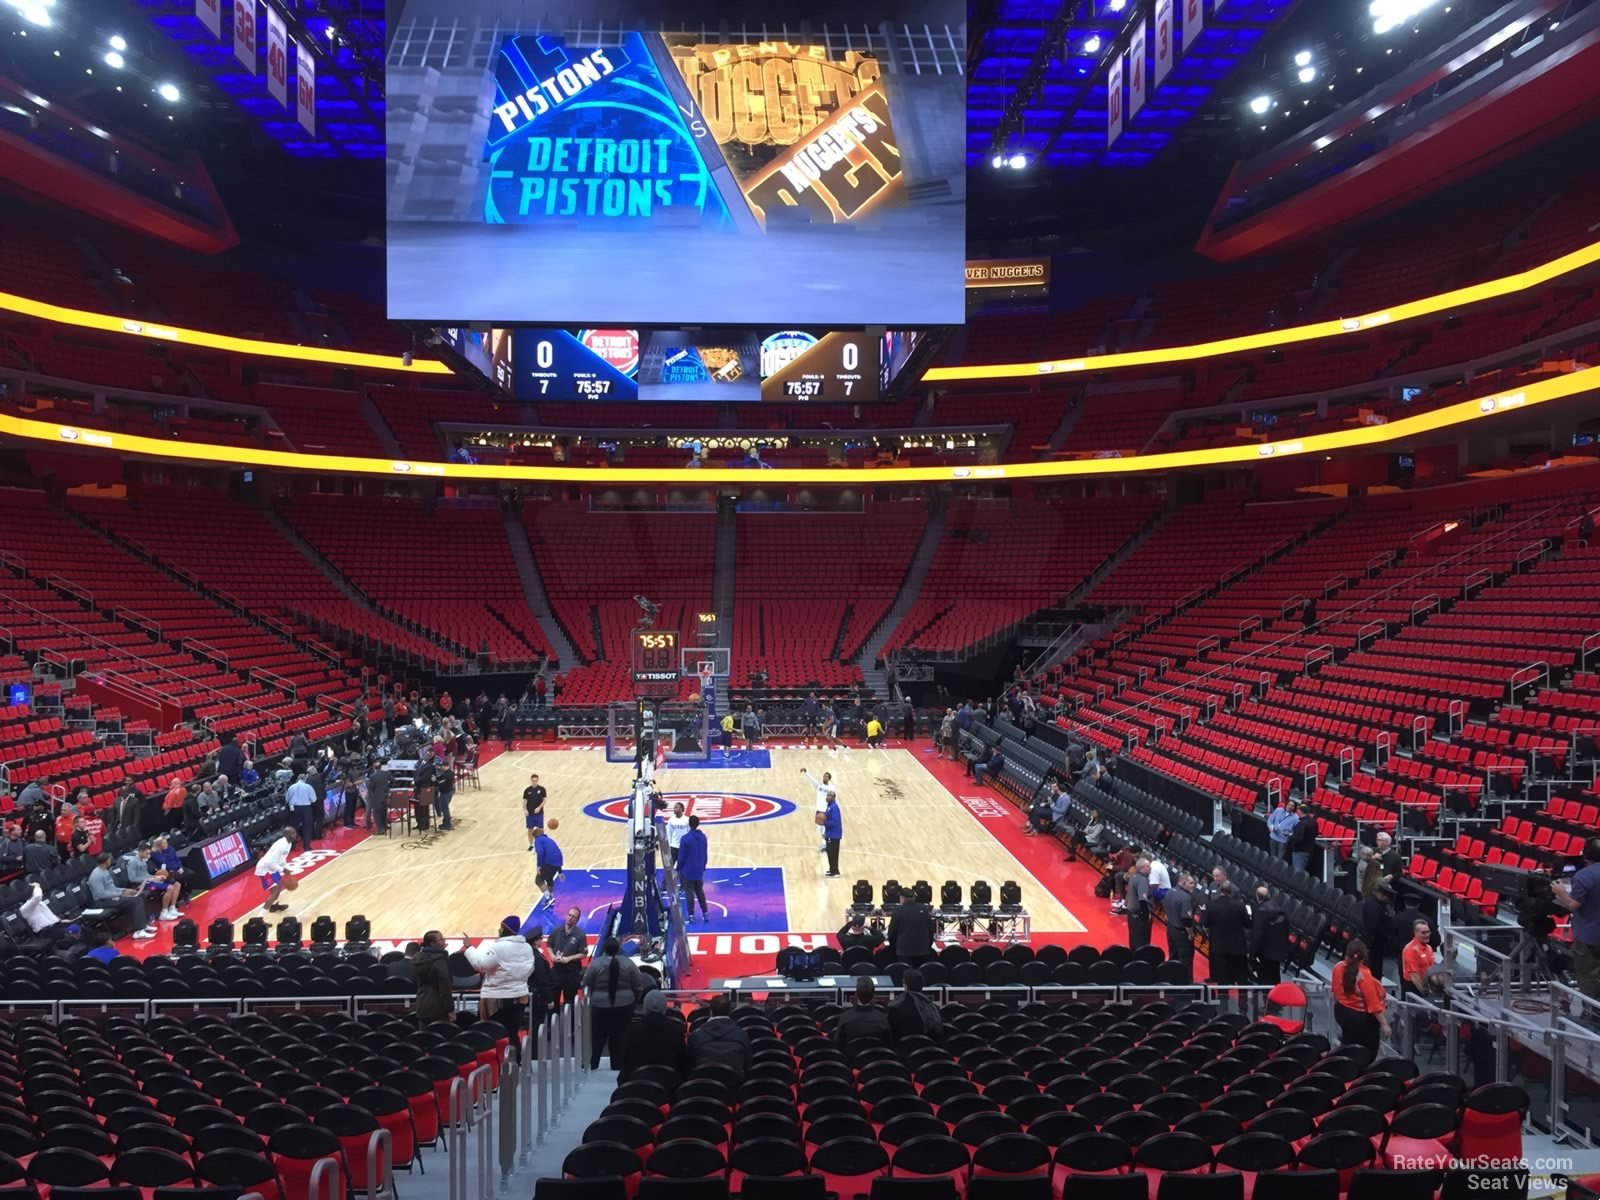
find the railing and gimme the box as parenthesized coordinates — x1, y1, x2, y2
(184, 640, 231, 671)
(1410, 714, 1428, 752)
(1356, 620, 1384, 650)
(1462, 568, 1491, 598)
(1373, 730, 1393, 768)
(1321, 575, 1347, 598)
(1280, 595, 1308, 619)
(1409, 594, 1439, 623)
(250, 668, 299, 702)
(1366, 548, 1398, 574)
(1336, 745, 1355, 782)
(123, 612, 162, 640)
(1515, 538, 1552, 571)
(1581, 630, 1600, 670)
(1507, 661, 1549, 703)
(0, 549, 25, 575)
(1062, 496, 1569, 747)
(1303, 645, 1332, 673)
(43, 575, 93, 608)
(1237, 616, 1262, 639)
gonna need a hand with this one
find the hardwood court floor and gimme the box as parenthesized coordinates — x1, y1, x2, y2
(260, 746, 1085, 940)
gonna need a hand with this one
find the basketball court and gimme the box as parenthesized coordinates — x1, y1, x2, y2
(245, 745, 1088, 957)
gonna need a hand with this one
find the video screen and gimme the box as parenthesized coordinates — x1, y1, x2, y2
(385, 0, 967, 327)
(511, 327, 882, 403)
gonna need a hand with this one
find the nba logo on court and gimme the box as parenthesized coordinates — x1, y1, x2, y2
(584, 791, 794, 825)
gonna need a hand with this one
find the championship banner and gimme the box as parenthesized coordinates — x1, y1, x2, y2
(1107, 54, 1124, 147)
(196, 0, 223, 38)
(295, 40, 316, 135)
(1129, 18, 1148, 118)
(483, 32, 904, 232)
(1154, 0, 1175, 88)
(1182, 0, 1205, 53)
(232, 0, 257, 74)
(965, 258, 1050, 291)
(265, 5, 288, 107)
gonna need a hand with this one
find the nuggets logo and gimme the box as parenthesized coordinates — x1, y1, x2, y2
(584, 791, 795, 825)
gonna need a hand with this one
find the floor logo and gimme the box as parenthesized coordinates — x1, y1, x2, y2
(584, 791, 795, 825)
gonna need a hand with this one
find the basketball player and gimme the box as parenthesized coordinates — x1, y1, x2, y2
(801, 768, 836, 853)
(254, 826, 299, 913)
(523, 773, 547, 851)
(801, 692, 822, 748)
(533, 824, 564, 909)
(665, 802, 691, 867)
(823, 702, 846, 756)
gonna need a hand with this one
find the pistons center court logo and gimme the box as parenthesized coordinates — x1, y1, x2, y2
(584, 791, 794, 825)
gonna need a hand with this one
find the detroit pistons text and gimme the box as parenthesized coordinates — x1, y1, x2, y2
(507, 137, 682, 219)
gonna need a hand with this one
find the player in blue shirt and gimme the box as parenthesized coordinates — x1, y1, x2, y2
(823, 793, 843, 878)
(534, 825, 564, 909)
(676, 816, 710, 923)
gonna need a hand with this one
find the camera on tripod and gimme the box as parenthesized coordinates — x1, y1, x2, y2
(1514, 871, 1562, 937)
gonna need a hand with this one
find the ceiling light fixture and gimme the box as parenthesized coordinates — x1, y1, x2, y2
(104, 50, 124, 68)
(1249, 94, 1272, 114)
(1084, 34, 1102, 53)
(109, 34, 126, 50)
(1294, 50, 1312, 66)
(156, 81, 180, 102)
(1009, 153, 1028, 169)
(1298, 65, 1316, 82)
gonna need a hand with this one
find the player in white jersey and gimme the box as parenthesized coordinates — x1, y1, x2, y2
(801, 768, 836, 852)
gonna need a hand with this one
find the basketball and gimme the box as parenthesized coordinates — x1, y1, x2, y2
(547, 818, 559, 831)
(282, 877, 299, 892)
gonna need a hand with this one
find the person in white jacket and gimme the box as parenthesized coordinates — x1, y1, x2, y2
(464, 916, 536, 1034)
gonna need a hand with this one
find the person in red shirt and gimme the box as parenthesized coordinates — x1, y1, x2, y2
(1401, 919, 1436, 996)
(54, 802, 77, 857)
(1333, 939, 1390, 1053)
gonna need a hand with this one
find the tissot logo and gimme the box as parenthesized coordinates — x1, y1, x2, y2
(585, 791, 795, 825)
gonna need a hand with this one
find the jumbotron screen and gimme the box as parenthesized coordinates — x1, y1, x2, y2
(385, 0, 967, 327)
(510, 327, 884, 403)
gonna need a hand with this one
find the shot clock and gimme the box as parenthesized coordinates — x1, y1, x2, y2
(632, 629, 682, 697)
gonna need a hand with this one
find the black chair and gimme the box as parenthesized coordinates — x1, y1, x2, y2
(1296, 1129, 1377, 1173)
(1244, 1108, 1314, 1142)
(584, 1117, 655, 1151)
(25, 1148, 110, 1190)
(1100, 1111, 1167, 1148)
(1072, 1093, 1133, 1126)
(970, 1132, 1050, 1178)
(1025, 1110, 1093, 1147)
(889, 1135, 970, 1185)
(870, 1180, 957, 1200)
(1053, 1132, 1131, 1176)
(1156, 1173, 1245, 1200)
(1214, 1132, 1294, 1175)
(561, 1142, 643, 1184)
(646, 1139, 726, 1181)
(953, 1113, 1022, 1149)
(809, 1136, 889, 1192)
(1252, 1171, 1339, 1200)
(1318, 1106, 1388, 1140)
(728, 1136, 807, 1180)
(535, 1179, 626, 1200)
(1053, 1175, 1144, 1200)
(881, 1114, 949, 1149)
(638, 1179, 730, 1200)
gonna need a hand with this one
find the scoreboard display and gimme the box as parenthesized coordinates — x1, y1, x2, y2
(632, 629, 682, 697)
(512, 326, 889, 403)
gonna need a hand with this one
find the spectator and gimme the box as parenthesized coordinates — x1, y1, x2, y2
(834, 977, 892, 1050)
(1203, 881, 1252, 989)
(837, 911, 884, 952)
(0, 825, 25, 871)
(621, 991, 687, 1081)
(1332, 939, 1389, 1054)
(19, 882, 66, 943)
(689, 994, 751, 1072)
(15, 781, 45, 810)
(1162, 874, 1196, 974)
(1148, 854, 1171, 900)
(217, 736, 244, 785)
(525, 928, 554, 1029)
(1554, 837, 1600, 1001)
(938, 709, 957, 760)
(1376, 831, 1403, 883)
(84, 931, 119, 964)
(664, 802, 690, 866)
(1081, 811, 1108, 856)
(285, 772, 317, 848)
(148, 837, 193, 912)
(973, 749, 1005, 788)
(123, 842, 183, 922)
(161, 779, 187, 832)
(1023, 793, 1053, 837)
(1360, 885, 1395, 980)
(1125, 859, 1153, 950)
(1267, 799, 1299, 861)
(386, 943, 421, 984)
(888, 968, 944, 1043)
(1106, 846, 1135, 914)
(463, 916, 535, 1035)
(88, 851, 155, 939)
(1400, 918, 1437, 998)
(583, 937, 643, 1071)
(414, 931, 454, 1024)
(1250, 886, 1291, 984)
(887, 891, 935, 967)
(1289, 809, 1318, 873)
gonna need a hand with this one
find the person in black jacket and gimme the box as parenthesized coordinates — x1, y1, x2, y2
(887, 968, 944, 1043)
(414, 931, 454, 1025)
(688, 995, 750, 1072)
(1250, 886, 1291, 984)
(1203, 881, 1252, 987)
(886, 893, 935, 967)
(834, 977, 893, 1051)
(1360, 885, 1394, 980)
(621, 990, 687, 1081)
(1289, 809, 1319, 874)
(838, 912, 885, 952)
(525, 928, 554, 1034)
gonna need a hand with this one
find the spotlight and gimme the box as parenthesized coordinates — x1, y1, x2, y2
(206, 918, 234, 952)
(912, 880, 933, 905)
(1297, 65, 1317, 83)
(940, 880, 963, 908)
(999, 880, 1024, 908)
(21, 6, 50, 27)
(276, 917, 303, 950)
(1294, 50, 1312, 66)
(240, 917, 270, 951)
(851, 880, 873, 906)
(1008, 154, 1027, 169)
(109, 34, 126, 51)
(309, 915, 338, 948)
(1108, 0, 1126, 9)
(1249, 94, 1272, 114)
(156, 82, 180, 103)
(171, 918, 200, 953)
(970, 880, 994, 910)
(344, 915, 371, 947)
(1084, 34, 1102, 53)
(882, 879, 903, 907)
(104, 51, 124, 69)
(990, 154, 1003, 169)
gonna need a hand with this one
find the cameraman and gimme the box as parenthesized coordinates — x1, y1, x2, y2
(838, 911, 884, 952)
(1553, 837, 1600, 1000)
